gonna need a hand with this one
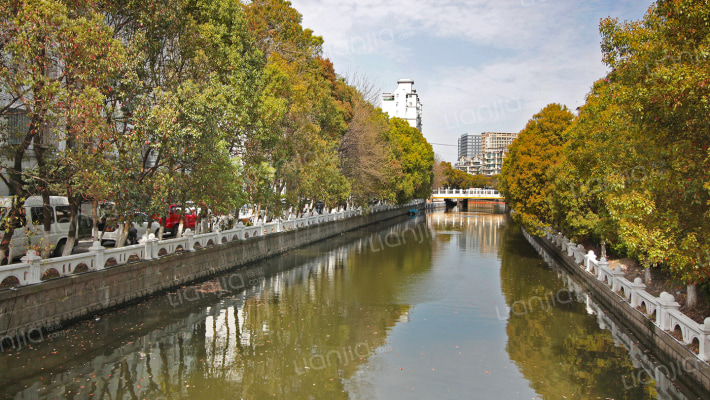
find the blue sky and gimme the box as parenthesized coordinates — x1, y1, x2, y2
(289, 0, 652, 162)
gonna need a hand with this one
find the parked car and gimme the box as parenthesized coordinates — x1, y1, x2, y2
(99, 212, 160, 245)
(155, 204, 197, 237)
(0, 196, 82, 259)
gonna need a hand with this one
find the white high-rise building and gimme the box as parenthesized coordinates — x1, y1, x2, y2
(381, 79, 422, 131)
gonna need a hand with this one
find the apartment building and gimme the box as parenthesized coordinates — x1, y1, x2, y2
(381, 79, 422, 132)
(454, 131, 517, 176)
(480, 132, 517, 176)
(457, 133, 482, 159)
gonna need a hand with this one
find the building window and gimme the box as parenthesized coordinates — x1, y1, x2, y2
(4, 111, 31, 144)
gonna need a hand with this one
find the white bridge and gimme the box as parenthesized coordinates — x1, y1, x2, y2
(431, 188, 504, 201)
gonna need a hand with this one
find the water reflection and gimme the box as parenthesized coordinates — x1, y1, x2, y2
(0, 216, 430, 400)
(0, 210, 704, 400)
(429, 205, 506, 254)
(499, 224, 658, 399)
(523, 229, 707, 400)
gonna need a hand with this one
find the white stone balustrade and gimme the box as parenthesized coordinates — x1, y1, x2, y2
(573, 244, 586, 264)
(0, 202, 421, 291)
(281, 220, 296, 231)
(565, 241, 575, 257)
(529, 228, 710, 361)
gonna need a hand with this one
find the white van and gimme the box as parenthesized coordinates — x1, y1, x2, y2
(0, 196, 79, 260)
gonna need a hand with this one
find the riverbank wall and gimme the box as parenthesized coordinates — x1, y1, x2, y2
(0, 203, 423, 339)
(425, 200, 446, 210)
(525, 231, 710, 392)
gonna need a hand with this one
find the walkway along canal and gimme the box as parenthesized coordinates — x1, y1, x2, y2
(0, 206, 707, 399)
(0, 203, 421, 340)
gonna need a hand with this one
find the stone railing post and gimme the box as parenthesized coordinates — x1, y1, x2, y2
(88, 241, 106, 270)
(574, 244, 585, 264)
(700, 318, 710, 362)
(21, 250, 42, 284)
(585, 251, 597, 273)
(566, 241, 575, 257)
(610, 268, 626, 292)
(596, 257, 609, 281)
(141, 234, 158, 260)
(657, 292, 681, 330)
(184, 229, 195, 251)
(629, 278, 647, 308)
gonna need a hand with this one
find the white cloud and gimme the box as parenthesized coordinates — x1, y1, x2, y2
(295, 0, 599, 51)
(289, 0, 651, 162)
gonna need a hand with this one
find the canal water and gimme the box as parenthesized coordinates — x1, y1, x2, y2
(0, 206, 704, 399)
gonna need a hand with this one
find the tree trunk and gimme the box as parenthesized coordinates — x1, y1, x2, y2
(41, 191, 52, 259)
(158, 218, 166, 240)
(0, 197, 25, 264)
(200, 211, 208, 233)
(0, 230, 13, 265)
(177, 214, 184, 238)
(686, 283, 698, 309)
(115, 222, 128, 248)
(62, 196, 81, 256)
(177, 194, 187, 238)
(91, 201, 99, 240)
(644, 267, 652, 284)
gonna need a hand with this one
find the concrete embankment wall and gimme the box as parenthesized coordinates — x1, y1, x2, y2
(529, 234, 710, 392)
(0, 205, 419, 338)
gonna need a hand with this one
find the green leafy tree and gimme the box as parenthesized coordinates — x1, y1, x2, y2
(94, 0, 261, 240)
(500, 104, 575, 233)
(547, 80, 648, 250)
(245, 1, 353, 214)
(387, 118, 434, 203)
(339, 93, 400, 206)
(598, 0, 710, 304)
(0, 0, 126, 257)
(440, 162, 490, 189)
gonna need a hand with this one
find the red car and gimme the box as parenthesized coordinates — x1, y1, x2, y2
(156, 204, 197, 236)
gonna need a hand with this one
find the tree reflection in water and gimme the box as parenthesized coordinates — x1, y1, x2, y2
(499, 223, 659, 400)
(0, 216, 431, 400)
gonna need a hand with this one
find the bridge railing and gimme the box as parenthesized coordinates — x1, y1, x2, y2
(432, 188, 502, 197)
